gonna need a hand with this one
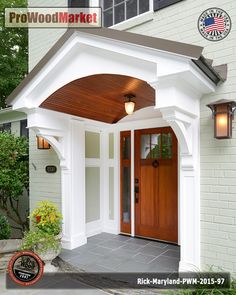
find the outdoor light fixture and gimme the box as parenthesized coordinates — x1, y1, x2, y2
(207, 99, 236, 139)
(37, 136, 51, 149)
(124, 94, 136, 115)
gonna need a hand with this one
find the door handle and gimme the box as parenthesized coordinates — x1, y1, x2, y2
(135, 186, 139, 203)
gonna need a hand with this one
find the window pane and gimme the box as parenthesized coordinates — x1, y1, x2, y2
(85, 131, 100, 158)
(0, 123, 11, 133)
(150, 134, 161, 158)
(141, 134, 150, 159)
(122, 166, 131, 223)
(126, 0, 137, 19)
(86, 167, 100, 223)
(20, 120, 28, 138)
(114, 3, 125, 24)
(109, 133, 114, 159)
(139, 0, 149, 14)
(122, 136, 130, 159)
(115, 0, 124, 4)
(162, 133, 172, 159)
(69, 0, 89, 7)
(104, 8, 113, 27)
(109, 167, 114, 220)
(104, 0, 113, 10)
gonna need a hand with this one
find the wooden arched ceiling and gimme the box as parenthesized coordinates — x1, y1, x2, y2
(40, 74, 155, 124)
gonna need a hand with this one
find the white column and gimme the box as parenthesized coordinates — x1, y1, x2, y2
(62, 120, 87, 250)
(179, 118, 200, 271)
(152, 79, 201, 272)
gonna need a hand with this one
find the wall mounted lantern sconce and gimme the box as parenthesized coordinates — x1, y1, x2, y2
(207, 99, 236, 139)
(124, 94, 136, 115)
(37, 136, 51, 149)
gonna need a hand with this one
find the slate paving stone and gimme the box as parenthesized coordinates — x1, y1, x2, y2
(139, 245, 168, 256)
(112, 235, 132, 242)
(87, 237, 105, 245)
(96, 255, 127, 270)
(68, 252, 102, 267)
(119, 243, 144, 252)
(93, 233, 116, 240)
(89, 246, 113, 256)
(148, 255, 179, 272)
(165, 244, 180, 251)
(147, 241, 169, 249)
(111, 248, 137, 259)
(162, 249, 180, 259)
(133, 253, 156, 264)
(98, 239, 126, 250)
(59, 249, 81, 262)
(126, 238, 150, 246)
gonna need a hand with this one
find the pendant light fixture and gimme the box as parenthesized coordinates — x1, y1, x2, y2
(124, 94, 136, 115)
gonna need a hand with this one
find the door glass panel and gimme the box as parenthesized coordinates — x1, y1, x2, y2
(150, 134, 161, 158)
(162, 133, 173, 159)
(122, 167, 131, 223)
(122, 136, 131, 159)
(141, 134, 161, 159)
(141, 134, 150, 159)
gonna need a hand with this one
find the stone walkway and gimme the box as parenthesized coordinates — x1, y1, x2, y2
(60, 233, 180, 273)
(0, 233, 180, 295)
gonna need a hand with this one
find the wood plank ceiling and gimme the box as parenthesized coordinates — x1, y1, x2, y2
(40, 74, 155, 124)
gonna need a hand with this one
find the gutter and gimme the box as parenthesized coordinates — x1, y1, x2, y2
(192, 55, 226, 85)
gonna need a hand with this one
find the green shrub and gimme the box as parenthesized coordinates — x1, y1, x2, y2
(0, 214, 11, 240)
(20, 229, 61, 254)
(30, 201, 62, 236)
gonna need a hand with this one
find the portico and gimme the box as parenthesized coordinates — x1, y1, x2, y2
(6, 28, 224, 272)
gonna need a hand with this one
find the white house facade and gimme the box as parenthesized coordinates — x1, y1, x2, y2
(3, 0, 236, 275)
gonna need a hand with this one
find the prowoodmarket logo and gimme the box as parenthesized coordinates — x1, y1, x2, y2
(5, 7, 101, 28)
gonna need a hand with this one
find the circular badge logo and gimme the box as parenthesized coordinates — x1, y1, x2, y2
(8, 251, 44, 286)
(198, 8, 231, 41)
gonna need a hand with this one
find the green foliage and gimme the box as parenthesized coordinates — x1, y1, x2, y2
(0, 213, 11, 239)
(0, 131, 29, 233)
(0, 0, 28, 108)
(169, 278, 236, 295)
(30, 201, 62, 236)
(20, 229, 61, 254)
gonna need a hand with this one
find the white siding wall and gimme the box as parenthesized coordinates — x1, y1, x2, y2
(28, 0, 67, 71)
(29, 129, 61, 211)
(28, 0, 236, 273)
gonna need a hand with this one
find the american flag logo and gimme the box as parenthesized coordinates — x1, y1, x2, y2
(204, 17, 225, 33)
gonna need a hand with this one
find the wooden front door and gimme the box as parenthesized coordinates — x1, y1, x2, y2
(134, 127, 178, 243)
